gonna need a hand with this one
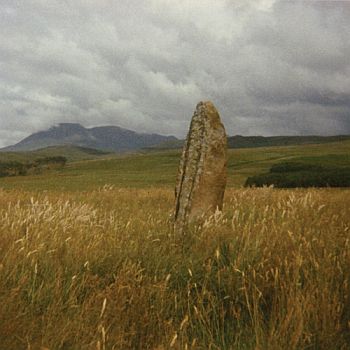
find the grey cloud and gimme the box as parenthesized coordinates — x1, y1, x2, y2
(0, 0, 350, 147)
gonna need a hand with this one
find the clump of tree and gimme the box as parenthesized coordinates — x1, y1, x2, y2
(245, 162, 350, 188)
(33, 156, 67, 169)
(0, 156, 67, 177)
(0, 161, 28, 177)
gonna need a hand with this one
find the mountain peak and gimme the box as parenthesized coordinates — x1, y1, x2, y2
(55, 122, 85, 129)
(48, 123, 86, 133)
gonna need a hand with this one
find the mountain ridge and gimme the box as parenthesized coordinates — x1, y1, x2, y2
(2, 123, 350, 153)
(1, 123, 178, 152)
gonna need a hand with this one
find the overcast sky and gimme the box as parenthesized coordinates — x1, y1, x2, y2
(0, 0, 349, 147)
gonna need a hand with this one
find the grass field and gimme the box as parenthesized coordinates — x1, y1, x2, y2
(0, 141, 350, 349)
(0, 140, 350, 191)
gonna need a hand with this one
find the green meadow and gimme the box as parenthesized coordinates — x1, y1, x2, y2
(0, 140, 350, 191)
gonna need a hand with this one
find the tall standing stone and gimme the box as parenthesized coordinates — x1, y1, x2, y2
(174, 101, 227, 235)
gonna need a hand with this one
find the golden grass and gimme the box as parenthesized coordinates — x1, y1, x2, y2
(0, 187, 349, 349)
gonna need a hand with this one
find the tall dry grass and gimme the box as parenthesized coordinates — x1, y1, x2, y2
(0, 187, 349, 349)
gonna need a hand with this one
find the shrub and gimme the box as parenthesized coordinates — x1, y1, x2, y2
(269, 162, 325, 174)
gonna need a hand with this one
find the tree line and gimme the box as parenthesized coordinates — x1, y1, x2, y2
(245, 162, 350, 188)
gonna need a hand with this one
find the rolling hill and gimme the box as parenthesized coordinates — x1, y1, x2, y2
(148, 134, 350, 150)
(0, 145, 113, 163)
(227, 134, 350, 148)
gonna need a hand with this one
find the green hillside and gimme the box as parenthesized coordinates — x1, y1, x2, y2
(227, 134, 350, 148)
(147, 134, 350, 151)
(0, 140, 349, 191)
(0, 145, 112, 163)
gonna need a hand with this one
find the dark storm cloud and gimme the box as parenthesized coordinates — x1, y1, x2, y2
(0, 0, 349, 147)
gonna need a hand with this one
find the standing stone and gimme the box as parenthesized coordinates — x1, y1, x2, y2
(174, 101, 227, 235)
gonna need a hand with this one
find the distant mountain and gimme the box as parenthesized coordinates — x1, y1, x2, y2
(1, 123, 178, 152)
(3, 123, 350, 153)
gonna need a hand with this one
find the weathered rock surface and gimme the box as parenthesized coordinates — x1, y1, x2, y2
(174, 101, 227, 234)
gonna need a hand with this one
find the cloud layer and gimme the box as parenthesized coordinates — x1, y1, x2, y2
(0, 0, 349, 147)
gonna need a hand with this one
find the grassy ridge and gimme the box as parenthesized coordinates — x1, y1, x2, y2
(0, 188, 349, 349)
(0, 145, 112, 163)
(0, 140, 349, 191)
(227, 134, 350, 148)
(146, 135, 350, 150)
